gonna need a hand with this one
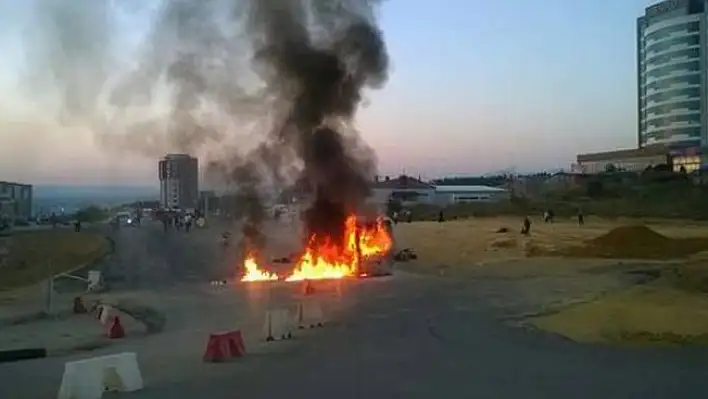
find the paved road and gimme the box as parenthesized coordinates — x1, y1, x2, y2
(101, 221, 234, 288)
(127, 277, 708, 399)
(1, 223, 708, 398)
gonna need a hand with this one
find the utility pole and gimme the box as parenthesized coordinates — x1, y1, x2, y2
(204, 195, 209, 218)
(44, 260, 54, 315)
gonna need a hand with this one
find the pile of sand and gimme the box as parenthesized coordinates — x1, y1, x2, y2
(557, 225, 708, 260)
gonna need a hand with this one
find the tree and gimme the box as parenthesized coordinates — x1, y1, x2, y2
(604, 163, 617, 173)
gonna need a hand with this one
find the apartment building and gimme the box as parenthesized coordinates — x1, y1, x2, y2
(0, 181, 33, 223)
(158, 154, 199, 209)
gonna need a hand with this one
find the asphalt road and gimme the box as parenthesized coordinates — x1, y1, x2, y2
(101, 220, 235, 288)
(2, 222, 708, 398)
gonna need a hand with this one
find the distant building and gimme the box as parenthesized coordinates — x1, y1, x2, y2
(574, 1, 708, 176)
(370, 175, 510, 206)
(637, 0, 708, 148)
(575, 146, 671, 174)
(433, 185, 510, 205)
(0, 181, 33, 222)
(371, 175, 436, 206)
(159, 154, 199, 209)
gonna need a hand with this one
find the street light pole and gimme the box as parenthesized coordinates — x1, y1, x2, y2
(45, 260, 54, 315)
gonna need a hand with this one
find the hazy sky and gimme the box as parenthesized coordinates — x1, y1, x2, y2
(0, 0, 656, 186)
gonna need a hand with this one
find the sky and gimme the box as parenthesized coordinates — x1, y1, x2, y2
(0, 0, 658, 186)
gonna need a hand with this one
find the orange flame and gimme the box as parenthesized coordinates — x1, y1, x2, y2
(241, 254, 278, 282)
(285, 215, 392, 281)
(239, 215, 392, 282)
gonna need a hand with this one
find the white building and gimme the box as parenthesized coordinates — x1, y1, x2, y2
(159, 154, 199, 209)
(369, 175, 510, 207)
(433, 185, 510, 205)
(637, 0, 708, 148)
(370, 176, 436, 206)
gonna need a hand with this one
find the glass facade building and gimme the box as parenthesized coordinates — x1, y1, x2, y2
(637, 0, 707, 152)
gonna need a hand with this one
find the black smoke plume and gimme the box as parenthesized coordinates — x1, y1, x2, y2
(245, 0, 389, 246)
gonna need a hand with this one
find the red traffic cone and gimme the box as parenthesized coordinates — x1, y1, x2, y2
(107, 316, 126, 339)
(73, 297, 87, 314)
(203, 334, 227, 362)
(203, 330, 245, 362)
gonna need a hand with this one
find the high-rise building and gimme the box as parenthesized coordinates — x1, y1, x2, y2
(637, 0, 708, 149)
(158, 154, 199, 209)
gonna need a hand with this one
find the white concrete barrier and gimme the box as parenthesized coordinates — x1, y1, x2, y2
(87, 270, 102, 292)
(58, 352, 143, 399)
(263, 309, 294, 341)
(296, 300, 324, 328)
(98, 305, 114, 325)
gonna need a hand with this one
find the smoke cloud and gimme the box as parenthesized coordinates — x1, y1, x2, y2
(244, 0, 389, 244)
(22, 0, 389, 247)
(22, 0, 112, 123)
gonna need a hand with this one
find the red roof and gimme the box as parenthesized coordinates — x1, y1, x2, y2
(372, 175, 434, 190)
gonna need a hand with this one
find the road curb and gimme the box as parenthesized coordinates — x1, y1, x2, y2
(111, 301, 166, 334)
(0, 347, 47, 363)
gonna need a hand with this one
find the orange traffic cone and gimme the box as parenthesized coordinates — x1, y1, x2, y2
(107, 316, 126, 339)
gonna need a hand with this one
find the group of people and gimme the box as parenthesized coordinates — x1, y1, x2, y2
(391, 209, 413, 224)
(521, 208, 585, 236)
(160, 211, 198, 233)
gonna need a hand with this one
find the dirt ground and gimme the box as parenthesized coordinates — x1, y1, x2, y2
(393, 216, 708, 345)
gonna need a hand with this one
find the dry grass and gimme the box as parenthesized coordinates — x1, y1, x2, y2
(394, 216, 708, 277)
(529, 285, 708, 346)
(0, 230, 110, 290)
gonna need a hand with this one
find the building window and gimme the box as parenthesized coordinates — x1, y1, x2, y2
(646, 86, 700, 104)
(646, 74, 700, 91)
(645, 100, 700, 116)
(672, 155, 701, 172)
(646, 113, 701, 128)
(646, 60, 700, 79)
(646, 35, 700, 55)
(645, 21, 700, 42)
(646, 47, 700, 66)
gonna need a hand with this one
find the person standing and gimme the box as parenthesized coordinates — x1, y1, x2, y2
(185, 213, 193, 232)
(521, 216, 531, 235)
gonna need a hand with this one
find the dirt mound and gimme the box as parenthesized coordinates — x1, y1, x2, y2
(590, 225, 669, 248)
(560, 225, 708, 260)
